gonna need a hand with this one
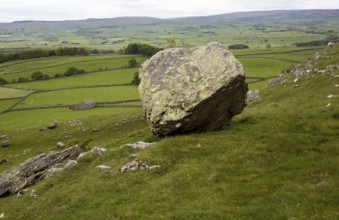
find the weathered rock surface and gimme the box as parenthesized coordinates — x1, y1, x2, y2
(246, 90, 260, 103)
(0, 146, 81, 197)
(139, 42, 248, 136)
(47, 122, 57, 129)
(119, 160, 160, 172)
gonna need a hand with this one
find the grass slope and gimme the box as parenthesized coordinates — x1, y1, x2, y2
(0, 49, 338, 219)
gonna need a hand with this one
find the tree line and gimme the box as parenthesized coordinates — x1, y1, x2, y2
(0, 47, 90, 63)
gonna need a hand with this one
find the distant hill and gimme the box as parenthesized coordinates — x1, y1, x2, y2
(174, 9, 339, 22)
(2, 9, 339, 27)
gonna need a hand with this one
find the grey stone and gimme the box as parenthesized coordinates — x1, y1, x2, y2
(0, 146, 81, 197)
(246, 90, 260, 103)
(95, 165, 111, 170)
(2, 141, 10, 148)
(0, 159, 9, 165)
(139, 42, 248, 136)
(56, 141, 65, 148)
(47, 122, 57, 129)
(0, 135, 7, 140)
(91, 147, 107, 155)
(92, 128, 101, 132)
(119, 160, 160, 172)
(124, 141, 153, 149)
(65, 160, 78, 168)
(45, 167, 64, 178)
(70, 100, 96, 110)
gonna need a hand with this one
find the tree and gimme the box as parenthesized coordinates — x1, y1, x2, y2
(131, 71, 140, 85)
(0, 76, 6, 84)
(128, 58, 138, 68)
(31, 71, 44, 80)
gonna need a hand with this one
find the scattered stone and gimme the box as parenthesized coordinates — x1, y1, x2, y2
(64, 135, 71, 139)
(0, 135, 7, 140)
(23, 149, 31, 155)
(95, 165, 111, 170)
(65, 160, 78, 168)
(0, 213, 4, 219)
(0, 159, 9, 165)
(326, 103, 332, 108)
(327, 65, 339, 70)
(335, 84, 339, 87)
(0, 146, 81, 197)
(119, 160, 160, 172)
(30, 190, 36, 197)
(293, 78, 299, 83)
(45, 167, 64, 178)
(47, 122, 57, 129)
(139, 42, 248, 136)
(246, 90, 260, 103)
(70, 100, 96, 110)
(16, 190, 23, 198)
(56, 141, 65, 148)
(68, 119, 83, 127)
(128, 154, 137, 158)
(327, 95, 334, 99)
(2, 141, 10, 148)
(124, 141, 153, 149)
(92, 128, 101, 132)
(91, 147, 107, 155)
(317, 70, 327, 75)
(38, 128, 44, 132)
(327, 42, 335, 47)
(77, 152, 89, 159)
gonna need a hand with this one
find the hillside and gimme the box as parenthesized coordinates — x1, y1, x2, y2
(0, 44, 338, 219)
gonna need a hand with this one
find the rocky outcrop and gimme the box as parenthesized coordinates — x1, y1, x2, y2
(0, 146, 81, 197)
(119, 160, 160, 172)
(70, 100, 96, 110)
(139, 42, 248, 136)
(123, 141, 153, 149)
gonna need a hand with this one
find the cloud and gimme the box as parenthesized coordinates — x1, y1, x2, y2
(0, 0, 338, 22)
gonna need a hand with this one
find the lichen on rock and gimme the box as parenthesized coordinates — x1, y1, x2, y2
(139, 42, 248, 136)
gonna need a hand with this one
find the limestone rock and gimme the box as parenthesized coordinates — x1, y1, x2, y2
(246, 90, 260, 103)
(95, 165, 111, 170)
(0, 135, 7, 140)
(1, 141, 10, 148)
(0, 146, 81, 197)
(139, 42, 248, 136)
(91, 147, 107, 155)
(56, 141, 65, 148)
(119, 160, 160, 172)
(47, 122, 57, 129)
(65, 159, 78, 167)
(124, 141, 153, 149)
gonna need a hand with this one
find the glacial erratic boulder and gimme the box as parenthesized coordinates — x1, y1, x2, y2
(139, 42, 248, 136)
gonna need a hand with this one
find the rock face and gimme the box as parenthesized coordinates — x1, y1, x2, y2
(0, 146, 81, 197)
(139, 42, 248, 136)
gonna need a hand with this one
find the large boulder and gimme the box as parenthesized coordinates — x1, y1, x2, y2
(139, 42, 248, 136)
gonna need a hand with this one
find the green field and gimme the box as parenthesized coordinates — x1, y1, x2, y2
(0, 35, 338, 219)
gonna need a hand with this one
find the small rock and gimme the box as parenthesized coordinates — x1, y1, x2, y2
(64, 135, 71, 139)
(56, 141, 65, 148)
(149, 165, 161, 170)
(95, 165, 111, 170)
(326, 103, 332, 108)
(335, 84, 339, 87)
(246, 90, 260, 103)
(77, 152, 89, 159)
(65, 160, 78, 168)
(91, 147, 107, 155)
(128, 154, 137, 158)
(327, 95, 334, 99)
(92, 128, 101, 132)
(0, 159, 9, 165)
(2, 141, 10, 148)
(30, 190, 36, 197)
(119, 160, 160, 172)
(45, 167, 64, 178)
(124, 141, 153, 149)
(0, 135, 7, 140)
(23, 149, 31, 155)
(47, 122, 57, 129)
(16, 190, 24, 198)
(293, 78, 299, 83)
(0, 213, 4, 219)
(38, 128, 44, 132)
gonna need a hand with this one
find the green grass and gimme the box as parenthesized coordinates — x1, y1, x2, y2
(0, 72, 338, 219)
(1, 55, 145, 81)
(0, 99, 19, 112)
(14, 85, 139, 109)
(6, 68, 138, 90)
(0, 87, 32, 99)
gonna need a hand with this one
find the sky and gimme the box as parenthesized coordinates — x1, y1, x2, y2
(0, 0, 338, 23)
